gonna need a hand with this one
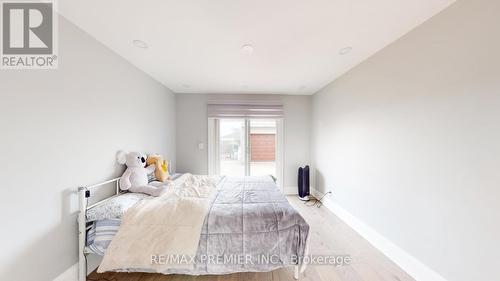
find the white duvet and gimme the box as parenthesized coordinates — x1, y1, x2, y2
(98, 174, 220, 273)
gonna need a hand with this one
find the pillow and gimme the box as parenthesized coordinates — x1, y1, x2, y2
(86, 219, 121, 255)
(170, 173, 183, 181)
(147, 171, 157, 183)
(86, 192, 150, 222)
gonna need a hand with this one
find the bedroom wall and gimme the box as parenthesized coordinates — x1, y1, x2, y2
(176, 94, 311, 194)
(0, 15, 176, 281)
(311, 0, 500, 280)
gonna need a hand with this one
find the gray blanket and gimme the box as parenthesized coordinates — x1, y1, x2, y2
(165, 175, 310, 275)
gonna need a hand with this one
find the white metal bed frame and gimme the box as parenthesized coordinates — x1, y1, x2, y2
(77, 177, 122, 281)
(77, 177, 302, 281)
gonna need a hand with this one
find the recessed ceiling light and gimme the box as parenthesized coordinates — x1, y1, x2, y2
(339, 46, 352, 55)
(241, 44, 254, 54)
(299, 85, 307, 91)
(133, 40, 148, 49)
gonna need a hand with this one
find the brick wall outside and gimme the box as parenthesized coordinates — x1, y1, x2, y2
(250, 134, 275, 161)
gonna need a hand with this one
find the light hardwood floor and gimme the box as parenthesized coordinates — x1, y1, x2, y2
(88, 196, 414, 281)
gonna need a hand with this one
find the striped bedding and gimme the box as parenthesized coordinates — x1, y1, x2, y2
(86, 219, 121, 256)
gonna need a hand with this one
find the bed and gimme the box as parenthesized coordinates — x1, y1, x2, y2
(78, 174, 309, 281)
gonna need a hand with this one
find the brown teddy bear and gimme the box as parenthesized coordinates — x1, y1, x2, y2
(146, 154, 170, 182)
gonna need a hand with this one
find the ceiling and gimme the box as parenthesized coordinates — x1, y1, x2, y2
(58, 0, 454, 95)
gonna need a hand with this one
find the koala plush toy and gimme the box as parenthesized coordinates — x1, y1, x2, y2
(116, 150, 166, 196)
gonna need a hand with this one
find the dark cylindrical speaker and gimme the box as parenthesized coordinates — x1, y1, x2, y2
(298, 167, 303, 194)
(298, 165, 310, 201)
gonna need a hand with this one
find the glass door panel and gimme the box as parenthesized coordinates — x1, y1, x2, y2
(249, 119, 277, 177)
(219, 119, 246, 177)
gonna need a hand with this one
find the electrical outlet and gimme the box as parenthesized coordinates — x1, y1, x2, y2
(325, 186, 334, 195)
(198, 142, 204, 150)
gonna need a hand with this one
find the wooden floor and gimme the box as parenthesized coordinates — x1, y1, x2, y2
(88, 196, 414, 281)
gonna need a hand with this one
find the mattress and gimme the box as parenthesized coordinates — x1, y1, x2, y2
(86, 175, 309, 275)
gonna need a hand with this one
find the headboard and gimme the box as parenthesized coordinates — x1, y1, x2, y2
(77, 177, 121, 281)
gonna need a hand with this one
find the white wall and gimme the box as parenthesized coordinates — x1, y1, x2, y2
(311, 0, 500, 280)
(176, 94, 311, 193)
(0, 16, 176, 281)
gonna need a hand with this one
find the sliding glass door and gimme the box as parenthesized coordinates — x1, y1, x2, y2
(210, 118, 282, 184)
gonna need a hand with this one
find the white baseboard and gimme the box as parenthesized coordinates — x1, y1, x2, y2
(311, 189, 447, 281)
(53, 263, 78, 281)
